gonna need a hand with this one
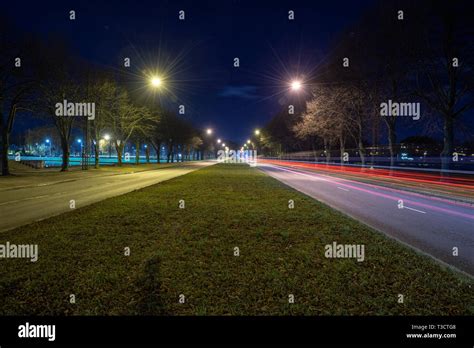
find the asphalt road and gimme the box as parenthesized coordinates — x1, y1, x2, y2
(259, 163, 474, 276)
(0, 161, 214, 233)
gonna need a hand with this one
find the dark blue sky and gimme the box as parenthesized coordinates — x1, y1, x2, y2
(4, 0, 375, 143)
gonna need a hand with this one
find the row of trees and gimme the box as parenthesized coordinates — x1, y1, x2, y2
(258, 0, 474, 170)
(0, 19, 212, 175)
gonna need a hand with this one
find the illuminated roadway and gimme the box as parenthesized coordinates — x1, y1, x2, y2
(259, 162, 474, 276)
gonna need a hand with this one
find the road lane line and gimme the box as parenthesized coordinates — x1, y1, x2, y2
(0, 195, 50, 206)
(337, 187, 349, 192)
(405, 206, 427, 214)
(264, 164, 474, 220)
(265, 163, 474, 208)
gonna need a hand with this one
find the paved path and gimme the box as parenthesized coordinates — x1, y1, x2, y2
(0, 161, 214, 233)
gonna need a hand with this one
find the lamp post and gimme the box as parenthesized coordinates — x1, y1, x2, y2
(77, 139, 82, 156)
(45, 139, 51, 156)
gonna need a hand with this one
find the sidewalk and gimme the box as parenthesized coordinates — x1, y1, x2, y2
(0, 161, 183, 191)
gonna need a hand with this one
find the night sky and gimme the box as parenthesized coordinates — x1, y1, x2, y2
(4, 0, 375, 143)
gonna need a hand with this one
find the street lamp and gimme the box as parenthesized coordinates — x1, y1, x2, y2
(206, 128, 213, 135)
(45, 139, 51, 156)
(291, 80, 302, 91)
(77, 139, 83, 155)
(217, 139, 221, 144)
(222, 143, 225, 147)
(150, 76, 162, 88)
(255, 129, 260, 136)
(247, 139, 251, 144)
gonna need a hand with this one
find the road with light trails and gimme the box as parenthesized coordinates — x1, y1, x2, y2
(259, 162, 474, 276)
(0, 161, 215, 233)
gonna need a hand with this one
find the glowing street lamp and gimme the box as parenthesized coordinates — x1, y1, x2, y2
(150, 76, 162, 88)
(291, 80, 302, 91)
(45, 139, 51, 156)
(206, 128, 213, 135)
(77, 139, 83, 155)
(217, 139, 221, 144)
(222, 143, 225, 147)
(247, 139, 251, 144)
(255, 129, 260, 136)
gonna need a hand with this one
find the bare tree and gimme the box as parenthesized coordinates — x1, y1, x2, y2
(107, 88, 151, 166)
(0, 19, 37, 175)
(414, 0, 474, 171)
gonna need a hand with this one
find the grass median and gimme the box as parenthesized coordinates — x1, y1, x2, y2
(0, 164, 472, 315)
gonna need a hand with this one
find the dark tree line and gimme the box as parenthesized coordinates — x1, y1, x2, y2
(0, 21, 212, 175)
(258, 0, 474, 170)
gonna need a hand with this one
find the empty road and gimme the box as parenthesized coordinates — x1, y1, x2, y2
(0, 161, 214, 233)
(259, 163, 474, 276)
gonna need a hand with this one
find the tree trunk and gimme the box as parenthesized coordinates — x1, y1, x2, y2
(441, 115, 454, 172)
(339, 134, 345, 166)
(358, 139, 366, 167)
(151, 141, 160, 164)
(116, 142, 123, 166)
(324, 138, 331, 164)
(135, 139, 140, 165)
(167, 143, 173, 163)
(94, 141, 100, 169)
(385, 119, 397, 169)
(1, 104, 18, 176)
(60, 137, 70, 172)
(1, 128, 10, 176)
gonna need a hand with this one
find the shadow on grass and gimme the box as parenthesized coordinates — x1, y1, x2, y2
(133, 256, 168, 315)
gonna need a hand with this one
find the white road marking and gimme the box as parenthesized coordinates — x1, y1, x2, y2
(0, 195, 50, 206)
(337, 187, 349, 192)
(404, 206, 427, 214)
